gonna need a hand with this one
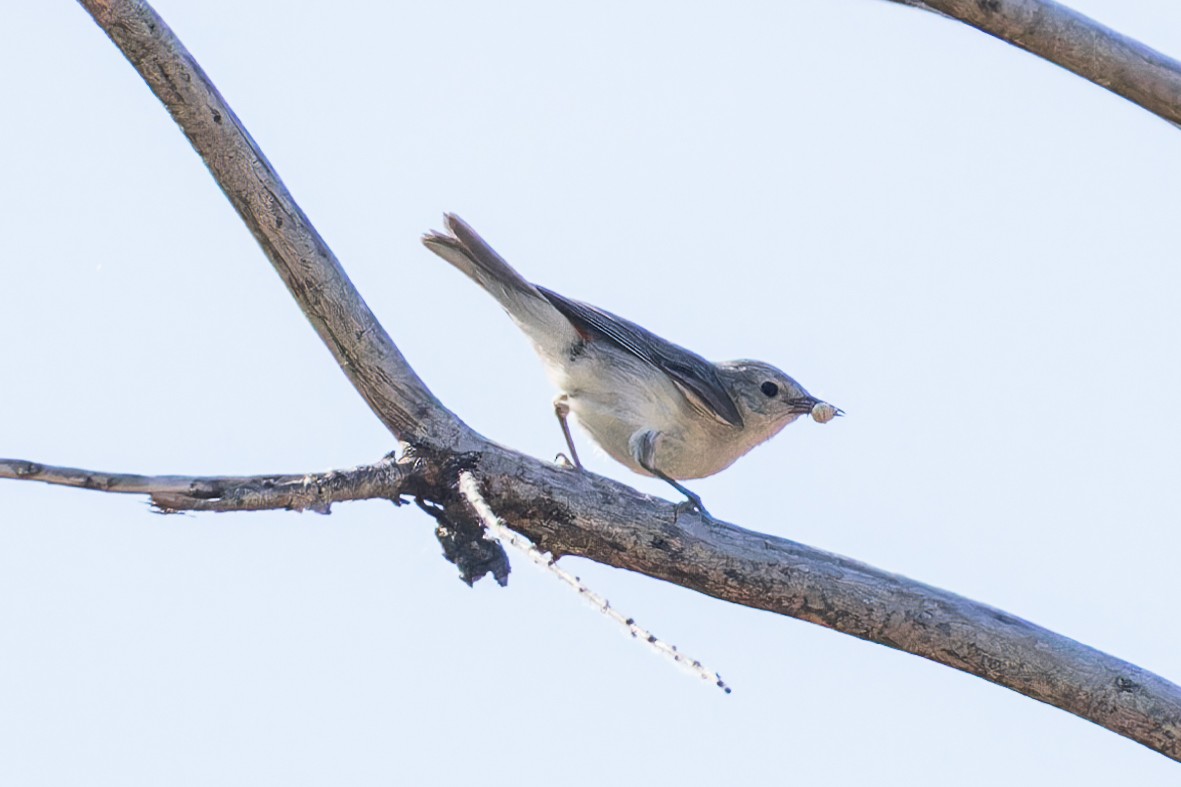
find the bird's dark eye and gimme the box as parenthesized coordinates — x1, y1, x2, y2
(760, 381, 779, 398)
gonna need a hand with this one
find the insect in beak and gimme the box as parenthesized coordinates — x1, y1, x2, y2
(794, 399, 843, 424)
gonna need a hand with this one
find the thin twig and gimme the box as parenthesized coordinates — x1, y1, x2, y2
(0, 456, 409, 513)
(459, 472, 731, 693)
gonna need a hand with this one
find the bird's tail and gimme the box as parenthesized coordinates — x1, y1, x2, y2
(422, 214, 579, 356)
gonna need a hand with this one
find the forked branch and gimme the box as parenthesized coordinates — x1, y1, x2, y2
(5, 0, 1174, 762)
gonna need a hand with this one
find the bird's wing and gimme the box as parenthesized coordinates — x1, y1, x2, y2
(536, 286, 744, 428)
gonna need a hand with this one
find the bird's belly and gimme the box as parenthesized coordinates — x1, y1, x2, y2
(566, 392, 745, 481)
(566, 395, 657, 475)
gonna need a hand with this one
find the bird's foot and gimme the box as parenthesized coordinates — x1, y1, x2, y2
(674, 494, 714, 523)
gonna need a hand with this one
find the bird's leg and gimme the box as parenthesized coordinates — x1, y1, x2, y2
(630, 429, 712, 520)
(553, 394, 583, 470)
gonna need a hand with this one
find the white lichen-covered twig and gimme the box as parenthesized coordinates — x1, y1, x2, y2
(458, 472, 731, 693)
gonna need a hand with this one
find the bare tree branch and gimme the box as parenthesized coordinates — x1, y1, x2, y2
(0, 456, 409, 513)
(75, 0, 480, 452)
(459, 445, 1181, 761)
(889, 0, 1181, 126)
(9, 441, 1181, 759)
(3, 0, 1161, 762)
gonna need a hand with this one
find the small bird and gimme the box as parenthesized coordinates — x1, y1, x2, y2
(422, 214, 840, 516)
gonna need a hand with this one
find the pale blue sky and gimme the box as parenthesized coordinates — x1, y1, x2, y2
(2, 1, 1180, 784)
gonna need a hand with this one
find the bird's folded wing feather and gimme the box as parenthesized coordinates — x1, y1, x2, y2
(536, 286, 743, 428)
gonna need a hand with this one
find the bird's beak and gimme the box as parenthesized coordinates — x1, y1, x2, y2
(787, 396, 822, 416)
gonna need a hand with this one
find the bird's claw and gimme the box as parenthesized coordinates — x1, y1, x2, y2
(674, 496, 714, 523)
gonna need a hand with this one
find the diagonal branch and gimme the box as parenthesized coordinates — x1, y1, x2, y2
(889, 0, 1181, 126)
(76, 0, 480, 452)
(462, 447, 1181, 761)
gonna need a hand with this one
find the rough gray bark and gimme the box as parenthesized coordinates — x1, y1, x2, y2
(0, 457, 408, 513)
(890, 0, 1181, 126)
(74, 0, 478, 452)
(5, 0, 1175, 762)
(6, 434, 1181, 758)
